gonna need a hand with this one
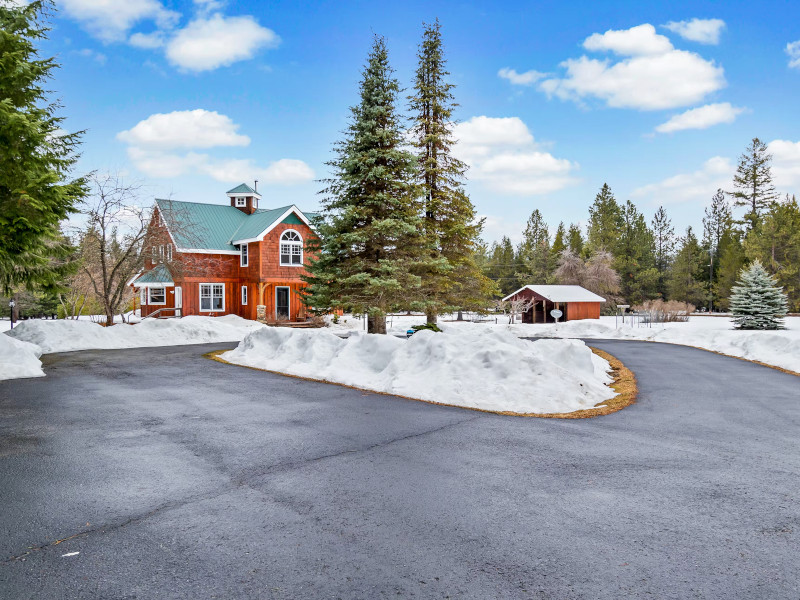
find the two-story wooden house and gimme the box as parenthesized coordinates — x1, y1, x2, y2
(131, 183, 316, 322)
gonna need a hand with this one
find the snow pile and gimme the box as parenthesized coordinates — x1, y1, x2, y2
(221, 325, 616, 414)
(0, 333, 44, 380)
(522, 317, 800, 374)
(6, 315, 263, 354)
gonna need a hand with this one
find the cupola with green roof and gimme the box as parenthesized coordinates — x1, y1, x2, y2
(227, 182, 262, 215)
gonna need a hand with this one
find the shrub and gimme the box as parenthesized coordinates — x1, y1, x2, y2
(634, 299, 695, 323)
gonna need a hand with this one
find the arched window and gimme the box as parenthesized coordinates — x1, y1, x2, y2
(280, 230, 303, 266)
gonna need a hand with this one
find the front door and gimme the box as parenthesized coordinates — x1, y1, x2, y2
(276, 286, 290, 320)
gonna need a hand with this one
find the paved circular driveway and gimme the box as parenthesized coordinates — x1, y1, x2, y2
(1, 339, 798, 599)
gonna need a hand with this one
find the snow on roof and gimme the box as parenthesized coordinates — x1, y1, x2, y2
(502, 285, 605, 303)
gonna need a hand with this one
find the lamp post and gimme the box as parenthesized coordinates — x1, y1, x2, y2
(9, 299, 16, 330)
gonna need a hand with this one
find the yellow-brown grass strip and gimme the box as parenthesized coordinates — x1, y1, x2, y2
(204, 347, 636, 419)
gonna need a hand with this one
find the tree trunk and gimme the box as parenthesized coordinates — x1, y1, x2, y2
(426, 310, 437, 325)
(105, 306, 115, 327)
(367, 314, 387, 334)
(457, 310, 463, 321)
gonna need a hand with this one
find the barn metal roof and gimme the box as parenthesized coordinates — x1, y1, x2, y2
(502, 285, 606, 303)
(153, 198, 311, 252)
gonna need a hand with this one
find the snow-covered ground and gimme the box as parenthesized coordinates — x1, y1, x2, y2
(221, 326, 616, 414)
(0, 334, 44, 380)
(6, 315, 262, 354)
(328, 313, 800, 375)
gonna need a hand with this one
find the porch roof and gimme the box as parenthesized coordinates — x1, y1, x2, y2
(131, 264, 174, 288)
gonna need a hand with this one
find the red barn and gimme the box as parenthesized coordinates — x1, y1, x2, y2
(502, 285, 605, 323)
(131, 183, 317, 323)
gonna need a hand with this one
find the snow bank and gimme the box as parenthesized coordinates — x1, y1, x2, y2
(521, 317, 800, 374)
(5, 315, 263, 354)
(0, 333, 44, 380)
(221, 325, 616, 414)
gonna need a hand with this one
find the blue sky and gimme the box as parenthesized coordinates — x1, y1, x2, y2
(45, 0, 800, 244)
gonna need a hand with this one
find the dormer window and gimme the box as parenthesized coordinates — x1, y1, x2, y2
(235, 197, 246, 207)
(280, 230, 303, 266)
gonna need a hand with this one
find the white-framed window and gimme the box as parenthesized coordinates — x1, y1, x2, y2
(149, 287, 166, 305)
(280, 230, 303, 266)
(140, 288, 146, 305)
(166, 244, 173, 262)
(240, 243, 248, 267)
(199, 283, 224, 312)
(235, 197, 246, 207)
(241, 285, 248, 305)
(151, 246, 157, 262)
(158, 245, 164, 262)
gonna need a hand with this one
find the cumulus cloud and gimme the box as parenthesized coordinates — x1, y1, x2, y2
(537, 24, 726, 110)
(631, 156, 734, 206)
(60, 0, 179, 42)
(118, 110, 313, 185)
(631, 139, 800, 207)
(165, 13, 280, 72)
(76, 48, 108, 65)
(663, 19, 726, 44)
(787, 41, 800, 69)
(497, 67, 546, 86)
(770, 140, 800, 192)
(453, 116, 578, 195)
(117, 110, 250, 150)
(655, 102, 745, 133)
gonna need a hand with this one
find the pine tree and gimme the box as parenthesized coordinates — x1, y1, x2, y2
(730, 137, 779, 230)
(302, 36, 426, 334)
(729, 260, 788, 330)
(744, 194, 800, 311)
(408, 20, 495, 323)
(615, 200, 658, 305)
(651, 205, 675, 299)
(715, 230, 746, 311)
(517, 209, 552, 283)
(551, 222, 566, 263)
(567, 223, 584, 256)
(667, 227, 707, 307)
(486, 236, 520, 296)
(0, 1, 86, 293)
(702, 189, 733, 311)
(586, 183, 623, 256)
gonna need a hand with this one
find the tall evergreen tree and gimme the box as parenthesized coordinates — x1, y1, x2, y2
(730, 260, 788, 330)
(702, 189, 733, 311)
(0, 1, 86, 293)
(551, 222, 567, 262)
(715, 229, 746, 311)
(586, 183, 623, 256)
(651, 205, 675, 299)
(744, 195, 800, 311)
(730, 137, 779, 230)
(615, 200, 658, 305)
(567, 223, 584, 256)
(485, 236, 520, 296)
(303, 36, 426, 334)
(667, 227, 707, 307)
(517, 209, 552, 284)
(409, 20, 495, 323)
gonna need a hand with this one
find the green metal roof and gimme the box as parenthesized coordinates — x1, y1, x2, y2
(154, 198, 311, 251)
(226, 183, 259, 195)
(133, 264, 173, 285)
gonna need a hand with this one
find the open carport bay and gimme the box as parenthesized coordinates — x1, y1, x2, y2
(1, 340, 799, 599)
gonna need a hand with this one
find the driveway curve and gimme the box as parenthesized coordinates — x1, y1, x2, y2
(0, 339, 798, 599)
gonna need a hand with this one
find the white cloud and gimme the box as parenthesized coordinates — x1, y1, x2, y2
(129, 31, 166, 49)
(770, 140, 800, 192)
(453, 116, 578, 195)
(631, 156, 734, 206)
(117, 109, 250, 150)
(631, 139, 800, 208)
(118, 110, 313, 185)
(497, 67, 546, 86)
(663, 19, 726, 45)
(60, 0, 179, 42)
(165, 13, 280, 72)
(787, 41, 800, 69)
(538, 24, 726, 110)
(584, 24, 673, 55)
(76, 48, 108, 65)
(655, 102, 745, 133)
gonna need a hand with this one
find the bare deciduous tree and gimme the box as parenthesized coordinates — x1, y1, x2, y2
(555, 249, 622, 308)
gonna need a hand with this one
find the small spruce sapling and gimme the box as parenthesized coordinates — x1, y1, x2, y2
(729, 260, 788, 330)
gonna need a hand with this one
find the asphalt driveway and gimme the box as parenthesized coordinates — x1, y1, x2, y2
(0, 339, 799, 599)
